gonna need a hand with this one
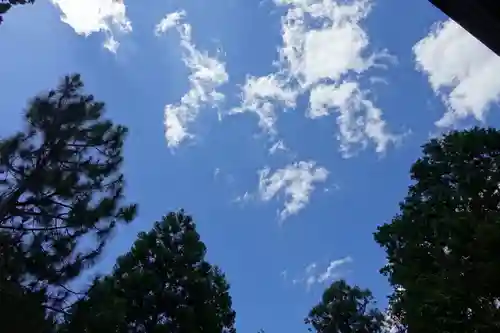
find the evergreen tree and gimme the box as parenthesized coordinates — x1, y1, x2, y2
(375, 127, 500, 333)
(0, 74, 136, 322)
(64, 211, 236, 333)
(306, 280, 385, 333)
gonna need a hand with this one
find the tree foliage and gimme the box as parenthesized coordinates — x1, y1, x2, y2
(305, 280, 385, 333)
(0, 74, 136, 322)
(7, 74, 500, 333)
(0, 0, 34, 24)
(64, 211, 236, 333)
(374, 127, 500, 333)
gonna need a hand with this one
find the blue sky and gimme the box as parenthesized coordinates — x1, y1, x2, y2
(2, 1, 500, 333)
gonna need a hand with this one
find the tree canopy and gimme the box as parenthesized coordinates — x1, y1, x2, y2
(305, 280, 385, 333)
(63, 211, 236, 333)
(0, 0, 34, 24)
(4, 73, 500, 333)
(0, 74, 238, 333)
(374, 127, 500, 333)
(0, 74, 136, 326)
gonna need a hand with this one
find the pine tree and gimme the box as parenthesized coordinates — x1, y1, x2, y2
(375, 128, 500, 333)
(0, 74, 136, 323)
(64, 211, 236, 333)
(306, 280, 385, 333)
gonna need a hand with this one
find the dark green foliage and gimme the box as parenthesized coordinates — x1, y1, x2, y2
(305, 280, 385, 333)
(64, 211, 236, 333)
(0, 277, 56, 333)
(0, 0, 34, 24)
(374, 127, 500, 333)
(0, 74, 136, 319)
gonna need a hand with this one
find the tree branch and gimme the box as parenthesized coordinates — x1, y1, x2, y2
(0, 225, 67, 231)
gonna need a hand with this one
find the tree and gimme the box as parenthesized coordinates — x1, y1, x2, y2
(0, 231, 57, 333)
(63, 210, 236, 333)
(374, 127, 500, 333)
(0, 0, 34, 24)
(0, 74, 137, 320)
(305, 280, 385, 333)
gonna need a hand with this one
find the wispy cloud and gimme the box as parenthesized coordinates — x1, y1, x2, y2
(213, 168, 221, 179)
(291, 256, 353, 290)
(258, 161, 328, 221)
(155, 10, 186, 35)
(414, 19, 500, 127)
(234, 191, 253, 204)
(51, 0, 132, 53)
(231, 74, 298, 136)
(317, 257, 353, 283)
(309, 81, 398, 156)
(156, 12, 229, 147)
(232, 0, 398, 156)
(305, 262, 317, 274)
(269, 140, 288, 155)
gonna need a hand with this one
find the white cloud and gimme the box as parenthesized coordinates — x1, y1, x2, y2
(258, 161, 328, 221)
(231, 74, 298, 135)
(231, 0, 398, 156)
(155, 10, 186, 35)
(278, 0, 383, 87)
(214, 168, 221, 178)
(306, 275, 317, 290)
(305, 262, 317, 274)
(51, 0, 132, 53)
(317, 256, 353, 282)
(291, 256, 352, 290)
(234, 191, 253, 204)
(309, 82, 356, 118)
(156, 15, 229, 147)
(309, 82, 398, 156)
(269, 140, 288, 154)
(414, 19, 500, 127)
